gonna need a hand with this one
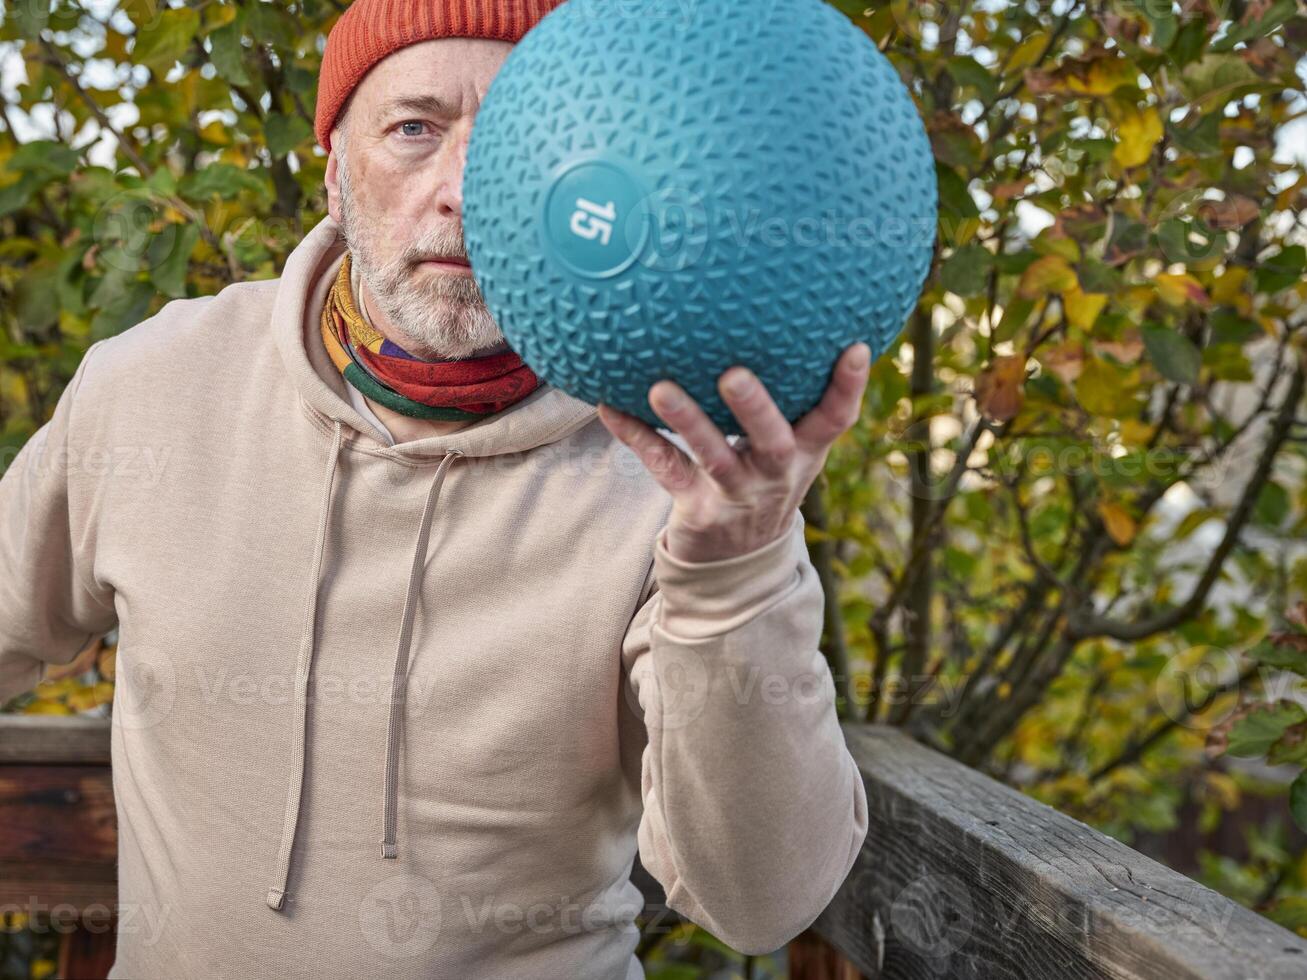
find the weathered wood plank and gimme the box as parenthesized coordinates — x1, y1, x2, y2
(0, 861, 118, 910)
(0, 715, 112, 765)
(815, 725, 1307, 980)
(0, 765, 117, 864)
(5, 715, 1305, 980)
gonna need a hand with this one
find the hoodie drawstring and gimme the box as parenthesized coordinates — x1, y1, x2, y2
(381, 447, 462, 859)
(266, 417, 463, 911)
(267, 418, 344, 911)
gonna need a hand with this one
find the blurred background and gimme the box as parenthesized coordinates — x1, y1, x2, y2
(0, 1, 1305, 977)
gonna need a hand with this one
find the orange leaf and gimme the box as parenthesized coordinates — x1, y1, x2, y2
(1041, 342, 1084, 384)
(1198, 195, 1260, 229)
(1098, 501, 1138, 546)
(975, 356, 1026, 422)
(1094, 328, 1145, 365)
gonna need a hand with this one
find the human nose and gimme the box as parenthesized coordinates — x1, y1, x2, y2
(433, 123, 470, 219)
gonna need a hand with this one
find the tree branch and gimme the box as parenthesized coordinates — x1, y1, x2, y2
(1069, 359, 1306, 643)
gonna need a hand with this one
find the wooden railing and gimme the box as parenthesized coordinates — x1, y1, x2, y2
(4, 716, 1307, 978)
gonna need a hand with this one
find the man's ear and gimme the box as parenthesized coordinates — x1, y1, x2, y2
(325, 148, 343, 225)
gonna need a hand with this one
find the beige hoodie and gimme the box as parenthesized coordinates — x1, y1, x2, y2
(0, 215, 867, 979)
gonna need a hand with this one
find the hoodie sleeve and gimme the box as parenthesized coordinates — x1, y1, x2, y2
(620, 505, 868, 955)
(0, 339, 117, 705)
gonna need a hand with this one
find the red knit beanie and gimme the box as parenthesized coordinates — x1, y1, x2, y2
(315, 0, 567, 152)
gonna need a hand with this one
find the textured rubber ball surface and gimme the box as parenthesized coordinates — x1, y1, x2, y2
(463, 0, 938, 436)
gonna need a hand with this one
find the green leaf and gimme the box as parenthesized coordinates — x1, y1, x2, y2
(946, 56, 998, 103)
(88, 274, 155, 340)
(179, 163, 268, 202)
(133, 8, 201, 74)
(1143, 8, 1177, 49)
(1169, 18, 1209, 67)
(936, 164, 979, 220)
(1268, 725, 1307, 766)
(7, 140, 80, 178)
(1180, 55, 1261, 108)
(1170, 112, 1221, 155)
(56, 245, 90, 317)
(285, 65, 318, 98)
(0, 173, 45, 219)
(1291, 771, 1307, 834)
(13, 263, 61, 331)
(941, 244, 992, 297)
(1247, 639, 1307, 676)
(1173, 507, 1220, 541)
(1202, 343, 1253, 382)
(148, 223, 201, 299)
(1254, 481, 1290, 529)
(1267, 896, 1307, 932)
(208, 21, 252, 87)
(1141, 324, 1201, 386)
(1158, 218, 1222, 266)
(10, 2, 50, 40)
(1078, 259, 1123, 295)
(243, 1, 296, 48)
(1226, 703, 1307, 758)
(1256, 245, 1306, 295)
(264, 113, 314, 159)
(1208, 310, 1260, 347)
(1105, 216, 1149, 264)
(1211, 0, 1297, 51)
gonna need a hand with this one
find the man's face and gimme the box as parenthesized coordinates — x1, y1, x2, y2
(326, 38, 514, 360)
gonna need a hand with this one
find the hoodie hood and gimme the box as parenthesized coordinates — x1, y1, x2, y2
(264, 214, 600, 911)
(273, 214, 599, 459)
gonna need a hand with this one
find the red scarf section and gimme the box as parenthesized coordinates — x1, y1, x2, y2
(321, 253, 542, 421)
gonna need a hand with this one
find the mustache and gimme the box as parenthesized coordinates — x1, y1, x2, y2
(403, 236, 468, 265)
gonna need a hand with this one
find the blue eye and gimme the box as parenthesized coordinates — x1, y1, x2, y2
(398, 121, 431, 138)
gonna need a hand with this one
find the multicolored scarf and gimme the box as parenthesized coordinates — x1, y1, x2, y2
(320, 253, 541, 421)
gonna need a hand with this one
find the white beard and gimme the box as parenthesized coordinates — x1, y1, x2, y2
(337, 157, 506, 361)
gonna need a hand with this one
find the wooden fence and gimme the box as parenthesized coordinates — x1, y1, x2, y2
(3, 716, 1307, 978)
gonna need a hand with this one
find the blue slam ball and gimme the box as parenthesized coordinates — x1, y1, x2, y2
(463, 0, 938, 436)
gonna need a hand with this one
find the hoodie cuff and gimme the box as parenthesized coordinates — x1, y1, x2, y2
(652, 510, 803, 641)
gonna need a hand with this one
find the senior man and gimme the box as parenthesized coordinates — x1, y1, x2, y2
(0, 1, 870, 977)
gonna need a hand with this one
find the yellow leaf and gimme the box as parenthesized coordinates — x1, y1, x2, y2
(1098, 501, 1138, 546)
(1077, 358, 1140, 418)
(1204, 771, 1241, 810)
(66, 689, 101, 712)
(1074, 56, 1139, 95)
(1155, 272, 1211, 307)
(1018, 255, 1079, 300)
(1038, 235, 1082, 263)
(31, 958, 57, 980)
(23, 700, 74, 716)
(997, 681, 1012, 699)
(1210, 267, 1248, 306)
(204, 3, 238, 29)
(1113, 107, 1163, 168)
(1064, 286, 1108, 331)
(1007, 32, 1049, 71)
(1120, 285, 1155, 318)
(199, 120, 230, 146)
(0, 368, 28, 408)
(1120, 419, 1154, 446)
